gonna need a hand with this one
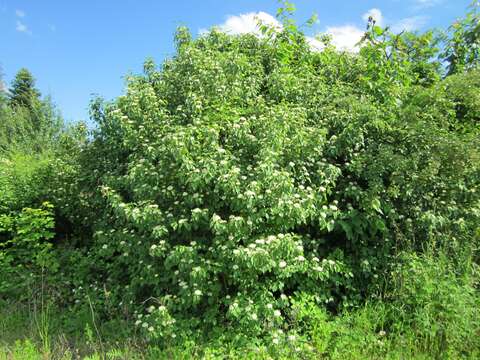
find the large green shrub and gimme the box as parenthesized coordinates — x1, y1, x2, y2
(59, 14, 480, 340)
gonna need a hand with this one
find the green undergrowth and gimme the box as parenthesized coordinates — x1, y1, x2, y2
(1, 252, 479, 359)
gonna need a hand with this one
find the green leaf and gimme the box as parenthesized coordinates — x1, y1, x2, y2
(371, 198, 383, 214)
(373, 26, 383, 36)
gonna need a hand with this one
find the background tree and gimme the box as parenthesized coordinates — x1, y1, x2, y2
(7, 68, 44, 134)
(0, 69, 6, 107)
(0, 69, 6, 118)
(0, 68, 63, 153)
(442, 1, 480, 75)
(8, 68, 41, 110)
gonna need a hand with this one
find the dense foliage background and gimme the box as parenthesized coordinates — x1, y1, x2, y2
(1, 2, 479, 358)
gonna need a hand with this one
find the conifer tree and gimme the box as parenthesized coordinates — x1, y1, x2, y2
(9, 68, 41, 109)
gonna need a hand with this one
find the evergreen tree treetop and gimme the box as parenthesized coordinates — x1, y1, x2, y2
(9, 68, 41, 109)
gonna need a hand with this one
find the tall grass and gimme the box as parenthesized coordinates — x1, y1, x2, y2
(1, 249, 478, 359)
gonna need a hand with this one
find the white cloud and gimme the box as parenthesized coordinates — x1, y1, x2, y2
(362, 8, 384, 27)
(391, 15, 428, 32)
(315, 8, 383, 53)
(202, 11, 327, 52)
(214, 11, 282, 36)
(16, 20, 31, 34)
(306, 36, 325, 51)
(15, 9, 32, 35)
(203, 7, 428, 54)
(205, 10, 363, 52)
(317, 8, 428, 52)
(325, 25, 364, 52)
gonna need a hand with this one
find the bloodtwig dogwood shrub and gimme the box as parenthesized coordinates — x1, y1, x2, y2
(63, 16, 479, 340)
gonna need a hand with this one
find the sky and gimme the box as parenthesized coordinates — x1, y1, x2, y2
(0, 0, 473, 123)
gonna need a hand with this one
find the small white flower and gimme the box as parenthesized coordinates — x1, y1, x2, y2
(194, 289, 202, 296)
(142, 322, 148, 328)
(102, 244, 108, 249)
(251, 313, 258, 321)
(148, 326, 154, 332)
(266, 303, 273, 309)
(135, 320, 142, 326)
(274, 310, 281, 317)
(279, 260, 287, 268)
(288, 335, 296, 342)
(272, 338, 280, 345)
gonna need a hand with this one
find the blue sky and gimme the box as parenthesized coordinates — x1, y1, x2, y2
(0, 0, 472, 123)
